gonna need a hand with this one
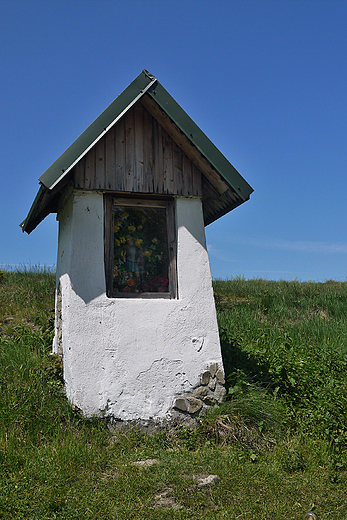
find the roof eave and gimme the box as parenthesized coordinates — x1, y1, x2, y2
(20, 185, 55, 234)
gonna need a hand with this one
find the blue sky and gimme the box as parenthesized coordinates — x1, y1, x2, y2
(1, 0, 347, 281)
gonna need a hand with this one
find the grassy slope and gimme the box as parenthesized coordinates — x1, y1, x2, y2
(1, 271, 347, 519)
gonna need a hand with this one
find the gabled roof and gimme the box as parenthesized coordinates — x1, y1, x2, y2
(21, 70, 253, 234)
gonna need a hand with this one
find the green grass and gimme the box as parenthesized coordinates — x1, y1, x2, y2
(0, 266, 55, 336)
(1, 270, 347, 518)
(215, 278, 347, 449)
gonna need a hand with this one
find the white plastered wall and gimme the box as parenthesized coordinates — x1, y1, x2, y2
(54, 189, 223, 420)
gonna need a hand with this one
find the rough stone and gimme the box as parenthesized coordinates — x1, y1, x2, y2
(173, 397, 188, 412)
(169, 410, 198, 428)
(171, 365, 227, 419)
(208, 377, 217, 391)
(186, 396, 203, 414)
(193, 386, 208, 399)
(200, 371, 210, 385)
(193, 474, 220, 488)
(209, 363, 218, 378)
(202, 394, 216, 406)
(154, 488, 183, 509)
(108, 417, 171, 434)
(214, 383, 227, 402)
(131, 459, 159, 467)
(216, 369, 225, 384)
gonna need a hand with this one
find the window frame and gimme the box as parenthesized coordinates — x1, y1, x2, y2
(104, 194, 177, 299)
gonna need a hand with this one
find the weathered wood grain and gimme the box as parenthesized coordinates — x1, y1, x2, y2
(140, 94, 228, 195)
(105, 127, 115, 190)
(71, 102, 202, 197)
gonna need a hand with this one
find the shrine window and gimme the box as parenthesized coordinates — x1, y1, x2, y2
(104, 196, 177, 298)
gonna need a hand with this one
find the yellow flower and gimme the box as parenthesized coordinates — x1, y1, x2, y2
(115, 239, 120, 246)
(114, 225, 120, 233)
(135, 239, 143, 247)
(144, 250, 151, 257)
(128, 225, 136, 232)
(152, 237, 158, 244)
(137, 225, 143, 231)
(121, 211, 129, 219)
(120, 236, 126, 243)
(113, 266, 118, 277)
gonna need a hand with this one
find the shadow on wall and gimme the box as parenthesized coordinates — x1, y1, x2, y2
(68, 266, 106, 304)
(57, 253, 106, 304)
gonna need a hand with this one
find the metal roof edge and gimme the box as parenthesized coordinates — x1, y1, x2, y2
(20, 185, 46, 234)
(147, 82, 254, 201)
(39, 70, 157, 190)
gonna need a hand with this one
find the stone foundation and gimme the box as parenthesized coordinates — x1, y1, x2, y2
(172, 363, 226, 417)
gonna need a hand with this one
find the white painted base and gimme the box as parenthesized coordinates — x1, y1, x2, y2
(53, 190, 223, 420)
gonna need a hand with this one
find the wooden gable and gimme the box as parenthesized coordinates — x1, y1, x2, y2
(72, 101, 202, 198)
(21, 70, 253, 235)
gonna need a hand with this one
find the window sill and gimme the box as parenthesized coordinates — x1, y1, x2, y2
(110, 292, 172, 299)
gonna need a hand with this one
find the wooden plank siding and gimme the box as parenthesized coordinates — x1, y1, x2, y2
(73, 102, 203, 198)
(140, 93, 229, 196)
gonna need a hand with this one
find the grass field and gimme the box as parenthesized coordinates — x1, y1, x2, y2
(1, 269, 347, 519)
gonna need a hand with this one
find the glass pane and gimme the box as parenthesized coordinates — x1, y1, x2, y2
(112, 205, 169, 294)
